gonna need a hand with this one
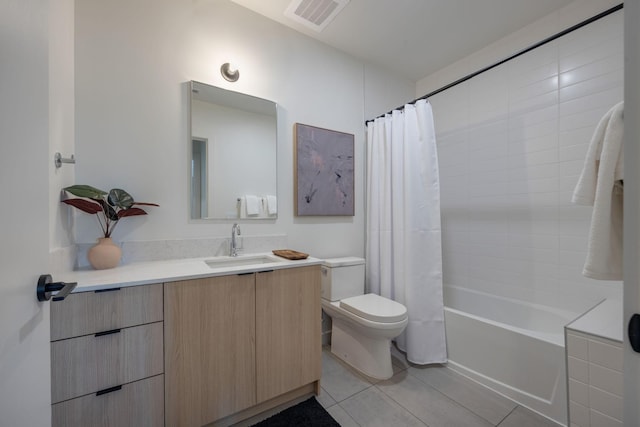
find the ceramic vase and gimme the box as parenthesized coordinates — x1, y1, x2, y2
(87, 237, 122, 270)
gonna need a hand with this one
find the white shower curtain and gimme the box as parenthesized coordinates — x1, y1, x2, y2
(365, 99, 447, 365)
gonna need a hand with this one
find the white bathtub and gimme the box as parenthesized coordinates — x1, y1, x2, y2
(443, 285, 583, 426)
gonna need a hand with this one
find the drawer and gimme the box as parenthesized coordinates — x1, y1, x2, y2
(52, 374, 164, 427)
(51, 284, 163, 340)
(51, 322, 164, 403)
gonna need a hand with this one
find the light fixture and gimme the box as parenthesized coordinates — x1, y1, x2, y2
(220, 62, 240, 82)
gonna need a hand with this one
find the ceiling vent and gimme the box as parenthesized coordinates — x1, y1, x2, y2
(284, 0, 350, 32)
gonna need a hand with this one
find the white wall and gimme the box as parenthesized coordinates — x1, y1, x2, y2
(49, 0, 75, 252)
(74, 0, 413, 260)
(364, 65, 416, 120)
(191, 100, 277, 219)
(417, 0, 621, 97)
(420, 5, 623, 308)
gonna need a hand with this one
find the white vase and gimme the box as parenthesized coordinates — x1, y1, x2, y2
(87, 237, 122, 270)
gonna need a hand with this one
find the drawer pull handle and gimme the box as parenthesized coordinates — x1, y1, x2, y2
(258, 270, 274, 274)
(237, 272, 254, 276)
(95, 287, 121, 293)
(95, 328, 121, 337)
(96, 385, 122, 396)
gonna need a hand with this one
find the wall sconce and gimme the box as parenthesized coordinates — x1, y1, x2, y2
(220, 63, 240, 82)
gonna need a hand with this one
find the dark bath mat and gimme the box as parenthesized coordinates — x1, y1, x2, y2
(250, 397, 340, 427)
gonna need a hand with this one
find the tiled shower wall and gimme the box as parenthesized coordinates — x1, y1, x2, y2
(431, 11, 623, 310)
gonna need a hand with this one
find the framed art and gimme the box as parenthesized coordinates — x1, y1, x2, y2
(294, 123, 354, 216)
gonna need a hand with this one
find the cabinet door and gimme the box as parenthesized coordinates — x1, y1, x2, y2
(256, 265, 321, 403)
(164, 275, 256, 427)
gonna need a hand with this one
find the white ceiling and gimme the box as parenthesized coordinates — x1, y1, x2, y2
(230, 0, 575, 82)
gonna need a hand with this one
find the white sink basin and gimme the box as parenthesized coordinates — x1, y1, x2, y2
(204, 254, 281, 269)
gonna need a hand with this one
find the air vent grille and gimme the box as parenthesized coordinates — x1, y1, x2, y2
(285, 0, 349, 32)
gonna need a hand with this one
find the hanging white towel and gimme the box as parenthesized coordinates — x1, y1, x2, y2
(572, 101, 624, 280)
(244, 195, 260, 216)
(266, 195, 277, 215)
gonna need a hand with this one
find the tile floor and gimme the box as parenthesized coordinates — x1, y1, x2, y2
(318, 346, 561, 427)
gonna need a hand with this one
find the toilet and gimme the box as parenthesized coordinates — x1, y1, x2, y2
(321, 257, 408, 380)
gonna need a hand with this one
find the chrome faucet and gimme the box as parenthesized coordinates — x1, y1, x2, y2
(230, 223, 241, 256)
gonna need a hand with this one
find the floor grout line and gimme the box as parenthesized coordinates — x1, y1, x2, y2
(334, 401, 364, 427)
(376, 371, 493, 427)
(321, 347, 558, 427)
(371, 382, 431, 427)
(496, 405, 520, 426)
(404, 366, 511, 426)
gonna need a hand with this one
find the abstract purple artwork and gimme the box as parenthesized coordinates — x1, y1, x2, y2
(295, 123, 354, 216)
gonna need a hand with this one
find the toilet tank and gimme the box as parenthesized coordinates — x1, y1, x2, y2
(321, 257, 365, 302)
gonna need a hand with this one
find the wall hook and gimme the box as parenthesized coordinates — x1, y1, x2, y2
(54, 152, 76, 169)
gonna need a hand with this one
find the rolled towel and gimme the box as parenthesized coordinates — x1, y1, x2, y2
(245, 195, 260, 216)
(266, 195, 277, 215)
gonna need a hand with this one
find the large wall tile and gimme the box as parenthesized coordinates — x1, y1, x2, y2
(434, 9, 622, 306)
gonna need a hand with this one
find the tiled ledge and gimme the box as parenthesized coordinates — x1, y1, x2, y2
(566, 298, 623, 343)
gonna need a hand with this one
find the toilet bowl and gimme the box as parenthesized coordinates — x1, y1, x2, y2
(321, 258, 408, 380)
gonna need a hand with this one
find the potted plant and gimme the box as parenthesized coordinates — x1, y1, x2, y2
(62, 185, 158, 269)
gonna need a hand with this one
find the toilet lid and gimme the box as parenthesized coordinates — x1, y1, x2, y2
(339, 293, 407, 323)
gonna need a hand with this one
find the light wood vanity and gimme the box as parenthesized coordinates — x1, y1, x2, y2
(50, 257, 321, 427)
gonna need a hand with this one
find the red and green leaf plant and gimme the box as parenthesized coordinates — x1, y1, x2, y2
(62, 185, 159, 238)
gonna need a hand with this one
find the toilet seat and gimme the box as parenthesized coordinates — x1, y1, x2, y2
(339, 293, 407, 323)
(322, 300, 408, 333)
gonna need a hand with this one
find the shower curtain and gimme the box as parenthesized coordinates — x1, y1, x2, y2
(365, 99, 447, 365)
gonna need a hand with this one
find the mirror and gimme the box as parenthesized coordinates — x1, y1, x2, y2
(189, 81, 278, 220)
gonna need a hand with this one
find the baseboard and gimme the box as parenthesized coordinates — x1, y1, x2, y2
(208, 382, 318, 427)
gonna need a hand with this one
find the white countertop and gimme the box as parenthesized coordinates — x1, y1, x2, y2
(566, 298, 623, 342)
(59, 253, 323, 292)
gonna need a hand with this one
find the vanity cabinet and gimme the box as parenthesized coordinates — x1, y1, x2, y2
(256, 266, 321, 403)
(164, 265, 321, 427)
(50, 284, 164, 427)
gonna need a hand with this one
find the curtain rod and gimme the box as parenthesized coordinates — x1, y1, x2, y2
(366, 3, 623, 125)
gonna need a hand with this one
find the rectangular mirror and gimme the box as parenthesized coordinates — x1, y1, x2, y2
(190, 81, 278, 220)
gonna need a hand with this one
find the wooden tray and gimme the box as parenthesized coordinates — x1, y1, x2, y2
(272, 249, 309, 260)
